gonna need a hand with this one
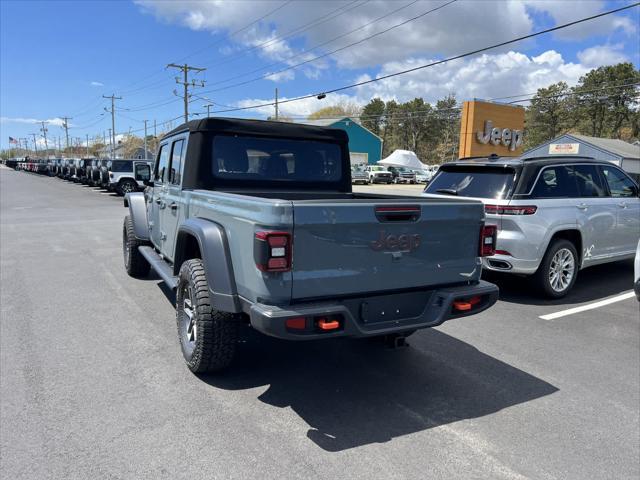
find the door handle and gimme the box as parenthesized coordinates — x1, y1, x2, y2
(155, 198, 162, 205)
(576, 203, 588, 210)
(169, 202, 178, 211)
(617, 202, 627, 209)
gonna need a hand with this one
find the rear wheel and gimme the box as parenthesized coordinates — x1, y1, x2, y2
(117, 179, 137, 196)
(533, 239, 578, 298)
(123, 216, 150, 277)
(176, 259, 238, 373)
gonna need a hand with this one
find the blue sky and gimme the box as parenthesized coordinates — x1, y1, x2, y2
(1, 0, 638, 150)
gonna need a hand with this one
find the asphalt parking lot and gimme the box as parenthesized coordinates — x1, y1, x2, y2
(1, 168, 638, 480)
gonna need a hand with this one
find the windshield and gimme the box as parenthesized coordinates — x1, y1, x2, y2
(208, 135, 342, 187)
(370, 166, 387, 171)
(425, 167, 515, 199)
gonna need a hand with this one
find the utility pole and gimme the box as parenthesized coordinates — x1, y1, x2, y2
(108, 128, 112, 159)
(143, 120, 148, 160)
(86, 134, 90, 157)
(40, 121, 49, 159)
(103, 94, 122, 159)
(275, 88, 279, 120)
(61, 116, 72, 150)
(203, 103, 213, 118)
(30, 133, 38, 156)
(167, 63, 206, 123)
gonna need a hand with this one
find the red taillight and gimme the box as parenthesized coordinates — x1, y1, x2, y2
(255, 231, 292, 272)
(480, 224, 497, 257)
(485, 204, 537, 215)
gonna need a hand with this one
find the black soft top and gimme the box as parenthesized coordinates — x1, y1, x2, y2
(162, 117, 349, 144)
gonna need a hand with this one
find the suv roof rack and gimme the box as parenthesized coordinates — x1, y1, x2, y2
(521, 155, 596, 161)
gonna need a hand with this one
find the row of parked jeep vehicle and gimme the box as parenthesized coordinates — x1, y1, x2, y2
(12, 157, 154, 195)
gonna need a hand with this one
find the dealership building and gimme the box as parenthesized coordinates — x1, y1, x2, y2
(522, 133, 640, 183)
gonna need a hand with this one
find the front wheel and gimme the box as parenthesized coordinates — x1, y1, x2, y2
(176, 259, 238, 373)
(533, 239, 578, 298)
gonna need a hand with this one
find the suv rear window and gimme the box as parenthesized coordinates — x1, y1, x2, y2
(110, 161, 133, 172)
(425, 167, 515, 199)
(210, 135, 342, 185)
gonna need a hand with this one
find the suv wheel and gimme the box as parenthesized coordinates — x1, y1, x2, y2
(176, 259, 238, 373)
(117, 179, 137, 196)
(123, 216, 150, 277)
(534, 239, 578, 298)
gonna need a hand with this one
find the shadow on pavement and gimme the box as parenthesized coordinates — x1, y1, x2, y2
(486, 259, 634, 307)
(201, 328, 558, 452)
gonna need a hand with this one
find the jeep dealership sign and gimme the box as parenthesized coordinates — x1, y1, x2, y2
(458, 101, 525, 158)
(476, 120, 523, 151)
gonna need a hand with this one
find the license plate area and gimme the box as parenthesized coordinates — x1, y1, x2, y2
(344, 291, 433, 325)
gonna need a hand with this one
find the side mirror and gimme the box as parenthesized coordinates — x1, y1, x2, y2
(144, 179, 154, 187)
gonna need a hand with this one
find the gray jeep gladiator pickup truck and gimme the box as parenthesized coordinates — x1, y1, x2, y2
(123, 118, 498, 372)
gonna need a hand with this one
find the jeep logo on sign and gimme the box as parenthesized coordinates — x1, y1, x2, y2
(370, 230, 421, 252)
(476, 120, 523, 151)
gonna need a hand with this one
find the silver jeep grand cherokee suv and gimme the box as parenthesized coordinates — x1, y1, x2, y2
(424, 155, 640, 298)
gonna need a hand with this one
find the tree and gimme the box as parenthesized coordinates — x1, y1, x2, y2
(434, 94, 460, 163)
(574, 63, 640, 138)
(524, 82, 572, 149)
(307, 101, 361, 120)
(360, 98, 385, 135)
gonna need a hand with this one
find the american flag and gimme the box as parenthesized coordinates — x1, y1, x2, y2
(9, 136, 18, 145)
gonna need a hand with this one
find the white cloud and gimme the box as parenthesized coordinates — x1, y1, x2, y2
(90, 81, 104, 87)
(523, 0, 637, 40)
(577, 43, 629, 68)
(1, 116, 66, 127)
(135, 0, 636, 84)
(233, 48, 594, 118)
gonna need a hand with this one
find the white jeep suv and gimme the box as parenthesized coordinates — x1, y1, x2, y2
(424, 155, 640, 298)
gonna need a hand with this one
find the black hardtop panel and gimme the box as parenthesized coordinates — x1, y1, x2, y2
(162, 117, 349, 144)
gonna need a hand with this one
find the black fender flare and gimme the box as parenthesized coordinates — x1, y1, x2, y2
(174, 218, 241, 313)
(124, 192, 150, 241)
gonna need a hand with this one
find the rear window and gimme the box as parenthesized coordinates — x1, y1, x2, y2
(111, 161, 133, 172)
(425, 167, 515, 199)
(210, 135, 342, 184)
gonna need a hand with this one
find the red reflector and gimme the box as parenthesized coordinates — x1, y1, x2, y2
(485, 204, 537, 215)
(267, 257, 288, 269)
(285, 317, 306, 330)
(317, 318, 340, 330)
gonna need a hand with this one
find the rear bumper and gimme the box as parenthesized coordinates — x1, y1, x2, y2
(482, 254, 539, 274)
(249, 280, 499, 340)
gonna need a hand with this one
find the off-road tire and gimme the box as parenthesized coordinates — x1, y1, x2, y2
(533, 239, 578, 298)
(176, 259, 238, 373)
(123, 215, 150, 277)
(117, 179, 138, 196)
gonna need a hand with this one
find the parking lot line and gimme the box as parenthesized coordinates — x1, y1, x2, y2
(539, 291, 636, 320)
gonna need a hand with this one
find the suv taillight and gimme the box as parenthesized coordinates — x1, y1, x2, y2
(254, 231, 292, 272)
(480, 224, 497, 257)
(485, 204, 537, 215)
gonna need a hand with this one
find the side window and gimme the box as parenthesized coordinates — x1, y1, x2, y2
(135, 163, 151, 182)
(531, 166, 578, 198)
(169, 139, 185, 185)
(155, 144, 170, 183)
(600, 166, 637, 198)
(573, 164, 606, 198)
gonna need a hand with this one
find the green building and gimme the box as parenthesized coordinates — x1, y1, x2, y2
(302, 117, 383, 166)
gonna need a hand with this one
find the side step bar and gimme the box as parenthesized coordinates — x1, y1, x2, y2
(138, 246, 178, 289)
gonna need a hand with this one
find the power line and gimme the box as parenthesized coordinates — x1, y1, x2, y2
(205, 3, 640, 115)
(198, 0, 458, 95)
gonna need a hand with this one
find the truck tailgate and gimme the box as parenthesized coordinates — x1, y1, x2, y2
(291, 198, 484, 300)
